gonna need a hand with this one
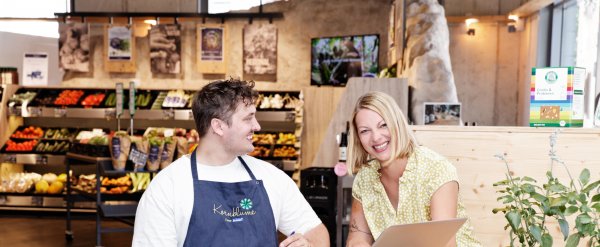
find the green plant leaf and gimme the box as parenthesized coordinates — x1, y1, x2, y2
(591, 194, 600, 203)
(549, 184, 566, 193)
(523, 176, 537, 182)
(558, 218, 569, 240)
(591, 203, 600, 212)
(565, 234, 580, 247)
(582, 180, 600, 193)
(530, 192, 548, 202)
(541, 233, 553, 247)
(579, 169, 590, 186)
(565, 206, 578, 216)
(530, 225, 542, 243)
(578, 194, 587, 203)
(549, 197, 568, 207)
(506, 211, 521, 232)
(522, 184, 536, 193)
(576, 214, 592, 224)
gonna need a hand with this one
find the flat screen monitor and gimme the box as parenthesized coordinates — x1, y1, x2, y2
(311, 34, 379, 86)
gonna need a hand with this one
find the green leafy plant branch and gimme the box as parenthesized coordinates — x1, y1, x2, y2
(493, 130, 600, 247)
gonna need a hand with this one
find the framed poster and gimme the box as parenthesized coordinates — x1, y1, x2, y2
(150, 24, 181, 74)
(58, 23, 90, 72)
(423, 102, 462, 125)
(197, 24, 227, 74)
(243, 24, 277, 76)
(104, 24, 136, 73)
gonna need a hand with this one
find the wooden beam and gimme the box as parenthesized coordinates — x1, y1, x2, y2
(446, 15, 508, 23)
(509, 0, 554, 17)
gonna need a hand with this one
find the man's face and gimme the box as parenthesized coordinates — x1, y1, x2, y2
(222, 101, 261, 156)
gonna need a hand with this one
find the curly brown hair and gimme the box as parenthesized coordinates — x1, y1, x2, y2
(192, 78, 258, 137)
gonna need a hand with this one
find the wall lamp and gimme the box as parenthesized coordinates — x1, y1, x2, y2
(507, 14, 523, 33)
(465, 18, 478, 36)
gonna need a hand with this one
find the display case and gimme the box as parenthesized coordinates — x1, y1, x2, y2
(0, 86, 303, 212)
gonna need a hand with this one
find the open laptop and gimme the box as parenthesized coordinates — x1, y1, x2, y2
(372, 218, 467, 247)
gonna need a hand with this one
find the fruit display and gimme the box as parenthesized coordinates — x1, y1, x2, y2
(3, 139, 38, 152)
(135, 91, 154, 108)
(43, 128, 76, 139)
(35, 173, 65, 194)
(71, 174, 96, 194)
(256, 93, 302, 110)
(162, 90, 192, 108)
(128, 173, 151, 193)
(100, 175, 131, 194)
(276, 133, 296, 145)
(71, 173, 150, 194)
(81, 93, 106, 107)
(103, 92, 119, 107)
(249, 146, 270, 158)
(34, 140, 71, 154)
(151, 91, 167, 109)
(0, 172, 41, 193)
(273, 146, 297, 158)
(8, 91, 37, 105)
(253, 133, 276, 144)
(54, 89, 84, 106)
(32, 94, 55, 106)
(11, 126, 44, 139)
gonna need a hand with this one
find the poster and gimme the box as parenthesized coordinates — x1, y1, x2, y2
(107, 26, 133, 61)
(243, 24, 277, 75)
(423, 102, 462, 125)
(150, 24, 181, 74)
(22, 53, 48, 86)
(200, 27, 223, 61)
(58, 23, 90, 72)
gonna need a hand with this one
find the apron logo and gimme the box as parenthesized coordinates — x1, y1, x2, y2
(240, 198, 253, 210)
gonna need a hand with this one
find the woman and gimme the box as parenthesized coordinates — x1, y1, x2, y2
(345, 92, 480, 247)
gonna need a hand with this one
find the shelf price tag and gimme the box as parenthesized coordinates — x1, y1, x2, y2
(9, 105, 21, 116)
(28, 107, 42, 117)
(129, 81, 136, 116)
(3, 154, 16, 163)
(188, 110, 194, 120)
(35, 155, 48, 165)
(104, 108, 116, 118)
(115, 83, 124, 117)
(54, 108, 67, 118)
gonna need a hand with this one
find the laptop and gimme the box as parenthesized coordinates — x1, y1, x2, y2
(372, 218, 467, 247)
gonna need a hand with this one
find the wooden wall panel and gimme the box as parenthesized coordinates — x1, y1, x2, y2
(411, 126, 600, 246)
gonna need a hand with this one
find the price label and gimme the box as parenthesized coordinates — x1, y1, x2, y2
(54, 108, 67, 118)
(163, 109, 174, 119)
(188, 111, 194, 120)
(104, 108, 116, 118)
(31, 196, 43, 206)
(4, 154, 16, 163)
(35, 155, 48, 165)
(285, 112, 296, 121)
(128, 146, 148, 171)
(28, 107, 42, 117)
(9, 106, 21, 116)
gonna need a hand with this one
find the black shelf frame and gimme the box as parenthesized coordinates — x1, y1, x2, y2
(65, 152, 140, 246)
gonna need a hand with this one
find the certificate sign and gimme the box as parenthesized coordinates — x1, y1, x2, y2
(22, 53, 48, 86)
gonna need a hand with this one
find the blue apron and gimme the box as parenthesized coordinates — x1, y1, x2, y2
(183, 150, 278, 247)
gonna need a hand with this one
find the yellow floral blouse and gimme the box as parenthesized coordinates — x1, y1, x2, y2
(352, 146, 481, 246)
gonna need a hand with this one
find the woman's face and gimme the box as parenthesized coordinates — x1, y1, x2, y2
(355, 108, 392, 163)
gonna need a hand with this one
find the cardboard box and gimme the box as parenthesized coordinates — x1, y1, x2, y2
(530, 67, 586, 127)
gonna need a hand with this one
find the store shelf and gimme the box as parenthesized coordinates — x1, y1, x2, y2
(0, 153, 66, 165)
(9, 106, 296, 122)
(70, 187, 143, 202)
(0, 192, 65, 198)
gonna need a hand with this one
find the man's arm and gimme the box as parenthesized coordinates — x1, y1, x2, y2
(132, 177, 178, 247)
(279, 223, 329, 247)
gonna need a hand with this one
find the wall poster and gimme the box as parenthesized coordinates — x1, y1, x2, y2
(197, 24, 227, 74)
(58, 23, 90, 72)
(104, 25, 136, 73)
(150, 24, 181, 74)
(22, 52, 48, 86)
(243, 24, 277, 76)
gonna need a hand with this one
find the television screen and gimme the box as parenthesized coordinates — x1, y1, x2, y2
(311, 34, 379, 86)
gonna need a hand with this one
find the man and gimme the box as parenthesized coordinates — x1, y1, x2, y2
(133, 79, 329, 247)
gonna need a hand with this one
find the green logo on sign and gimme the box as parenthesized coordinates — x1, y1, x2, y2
(240, 198, 253, 210)
(545, 71, 558, 83)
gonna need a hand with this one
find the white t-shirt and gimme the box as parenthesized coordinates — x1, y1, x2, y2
(132, 155, 322, 247)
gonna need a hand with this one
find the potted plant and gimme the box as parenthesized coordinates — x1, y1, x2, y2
(493, 131, 600, 247)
